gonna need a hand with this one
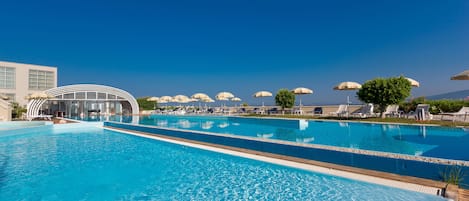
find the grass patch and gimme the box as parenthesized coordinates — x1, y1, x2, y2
(242, 114, 469, 127)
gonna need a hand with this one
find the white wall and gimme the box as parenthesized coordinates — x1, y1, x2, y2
(0, 61, 57, 106)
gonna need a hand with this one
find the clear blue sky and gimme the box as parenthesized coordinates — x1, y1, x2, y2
(1, 0, 468, 105)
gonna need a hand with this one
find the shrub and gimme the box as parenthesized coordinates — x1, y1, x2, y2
(440, 165, 465, 186)
(275, 89, 295, 113)
(399, 98, 468, 114)
(357, 76, 411, 118)
(137, 97, 157, 110)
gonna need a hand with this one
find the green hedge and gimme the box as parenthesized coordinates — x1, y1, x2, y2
(137, 97, 157, 110)
(399, 97, 469, 114)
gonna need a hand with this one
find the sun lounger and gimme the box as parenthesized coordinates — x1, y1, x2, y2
(329, 104, 348, 117)
(267, 107, 279, 115)
(440, 106, 469, 122)
(351, 103, 375, 118)
(28, 114, 53, 121)
(407, 104, 433, 120)
(383, 105, 400, 118)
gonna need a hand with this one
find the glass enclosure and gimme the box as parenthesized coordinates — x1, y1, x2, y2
(41, 100, 130, 118)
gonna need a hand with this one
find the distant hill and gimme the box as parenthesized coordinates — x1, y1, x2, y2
(426, 89, 469, 100)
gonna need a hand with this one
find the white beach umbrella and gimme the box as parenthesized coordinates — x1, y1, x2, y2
(159, 96, 173, 102)
(231, 97, 242, 108)
(253, 91, 273, 98)
(231, 97, 241, 102)
(157, 96, 173, 109)
(216, 92, 234, 107)
(215, 92, 235, 100)
(334, 81, 362, 104)
(173, 95, 189, 101)
(201, 97, 215, 103)
(147, 96, 160, 102)
(173, 95, 190, 105)
(0, 94, 9, 100)
(216, 97, 229, 101)
(333, 81, 362, 90)
(191, 93, 210, 100)
(26, 92, 54, 100)
(451, 70, 469, 80)
(291, 87, 313, 109)
(292, 87, 313, 95)
(253, 91, 272, 107)
(405, 77, 420, 87)
(201, 97, 215, 110)
(191, 93, 210, 109)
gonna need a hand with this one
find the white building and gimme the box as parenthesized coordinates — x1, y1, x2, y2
(0, 61, 57, 106)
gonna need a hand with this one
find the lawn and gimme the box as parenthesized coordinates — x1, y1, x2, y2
(243, 114, 469, 127)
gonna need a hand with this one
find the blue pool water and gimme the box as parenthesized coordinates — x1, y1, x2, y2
(136, 115, 469, 161)
(0, 121, 51, 131)
(0, 124, 445, 200)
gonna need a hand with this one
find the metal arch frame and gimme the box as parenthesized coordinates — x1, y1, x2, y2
(26, 84, 140, 118)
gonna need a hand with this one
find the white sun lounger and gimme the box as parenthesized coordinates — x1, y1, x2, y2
(28, 114, 53, 121)
(407, 104, 433, 120)
(440, 106, 469, 122)
(352, 103, 376, 118)
(383, 105, 400, 118)
(329, 104, 348, 117)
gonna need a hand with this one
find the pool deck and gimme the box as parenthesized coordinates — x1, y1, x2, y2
(104, 125, 462, 200)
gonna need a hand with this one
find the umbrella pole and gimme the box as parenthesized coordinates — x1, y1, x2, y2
(299, 98, 302, 110)
(346, 95, 350, 118)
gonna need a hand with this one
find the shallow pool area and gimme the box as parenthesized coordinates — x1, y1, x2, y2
(0, 123, 446, 200)
(0, 121, 52, 131)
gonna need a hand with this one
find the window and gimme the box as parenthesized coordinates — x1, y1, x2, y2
(97, 93, 106, 99)
(75, 92, 86, 99)
(29, 70, 55, 90)
(86, 92, 96, 99)
(0, 66, 15, 89)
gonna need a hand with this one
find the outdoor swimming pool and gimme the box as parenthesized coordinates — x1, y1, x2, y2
(137, 115, 469, 161)
(0, 123, 445, 200)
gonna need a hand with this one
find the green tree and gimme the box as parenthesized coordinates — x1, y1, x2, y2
(137, 97, 157, 110)
(275, 89, 295, 114)
(11, 102, 27, 119)
(357, 76, 411, 118)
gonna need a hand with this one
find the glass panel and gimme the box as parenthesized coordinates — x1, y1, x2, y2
(86, 92, 96, 99)
(55, 95, 63, 99)
(75, 92, 86, 99)
(107, 94, 116, 99)
(63, 93, 75, 99)
(97, 93, 106, 99)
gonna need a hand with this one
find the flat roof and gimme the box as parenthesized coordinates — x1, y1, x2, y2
(0, 60, 57, 70)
